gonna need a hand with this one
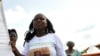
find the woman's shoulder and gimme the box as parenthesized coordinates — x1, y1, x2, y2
(73, 49, 80, 53)
(48, 33, 61, 41)
(47, 33, 59, 39)
(48, 33, 57, 36)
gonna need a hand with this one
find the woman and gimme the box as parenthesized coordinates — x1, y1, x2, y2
(8, 29, 23, 56)
(65, 41, 81, 56)
(22, 13, 66, 56)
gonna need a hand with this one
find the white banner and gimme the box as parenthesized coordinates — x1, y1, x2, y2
(0, 0, 14, 56)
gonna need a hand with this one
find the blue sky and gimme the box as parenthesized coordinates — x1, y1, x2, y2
(3, 0, 68, 11)
(2, 0, 100, 51)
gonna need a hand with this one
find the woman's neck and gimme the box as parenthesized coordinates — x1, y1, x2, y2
(36, 29, 47, 37)
(67, 48, 74, 54)
(68, 48, 73, 51)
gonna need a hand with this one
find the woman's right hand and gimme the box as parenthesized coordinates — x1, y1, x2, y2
(9, 41, 16, 51)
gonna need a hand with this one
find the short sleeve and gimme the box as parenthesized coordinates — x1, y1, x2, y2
(54, 34, 66, 56)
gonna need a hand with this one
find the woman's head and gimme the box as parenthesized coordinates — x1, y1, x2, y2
(29, 13, 55, 33)
(67, 41, 75, 48)
(32, 13, 47, 30)
(24, 13, 55, 43)
(8, 29, 18, 43)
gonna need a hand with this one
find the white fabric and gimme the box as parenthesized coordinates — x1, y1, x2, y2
(0, 1, 14, 56)
(22, 33, 66, 56)
(16, 45, 24, 55)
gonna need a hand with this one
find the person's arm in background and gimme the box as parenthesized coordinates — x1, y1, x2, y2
(9, 41, 24, 56)
(54, 34, 66, 56)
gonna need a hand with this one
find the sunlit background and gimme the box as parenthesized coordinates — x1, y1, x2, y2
(2, 0, 100, 51)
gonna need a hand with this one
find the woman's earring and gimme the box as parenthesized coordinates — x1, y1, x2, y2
(30, 28, 34, 33)
(46, 28, 48, 33)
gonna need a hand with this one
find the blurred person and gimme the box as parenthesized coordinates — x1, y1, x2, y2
(8, 29, 23, 56)
(22, 13, 66, 56)
(65, 41, 81, 56)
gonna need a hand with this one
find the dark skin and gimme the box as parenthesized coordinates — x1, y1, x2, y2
(9, 32, 23, 56)
(9, 32, 17, 51)
(33, 14, 47, 37)
(66, 41, 74, 55)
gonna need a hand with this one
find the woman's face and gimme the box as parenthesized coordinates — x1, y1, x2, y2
(67, 42, 74, 48)
(33, 14, 47, 30)
(9, 32, 17, 43)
